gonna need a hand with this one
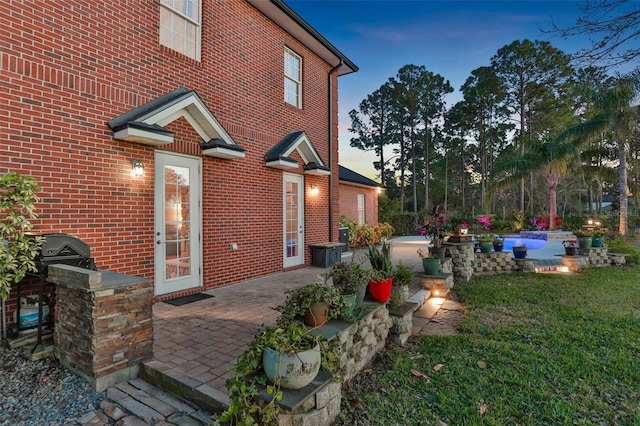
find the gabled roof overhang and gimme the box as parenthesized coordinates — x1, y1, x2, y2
(265, 131, 330, 175)
(108, 87, 245, 159)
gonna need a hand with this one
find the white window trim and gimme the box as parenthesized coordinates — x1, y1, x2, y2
(159, 0, 202, 61)
(357, 194, 365, 225)
(284, 48, 302, 108)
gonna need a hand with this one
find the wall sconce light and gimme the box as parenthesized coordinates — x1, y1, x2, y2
(376, 187, 382, 194)
(131, 159, 144, 176)
(310, 184, 319, 196)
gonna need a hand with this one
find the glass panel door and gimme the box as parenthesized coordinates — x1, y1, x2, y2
(155, 152, 201, 295)
(283, 174, 304, 268)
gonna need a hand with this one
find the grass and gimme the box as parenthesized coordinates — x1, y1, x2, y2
(338, 265, 640, 425)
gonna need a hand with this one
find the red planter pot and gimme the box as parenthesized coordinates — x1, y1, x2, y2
(369, 277, 393, 303)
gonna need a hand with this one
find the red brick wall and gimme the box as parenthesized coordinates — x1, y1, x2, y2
(0, 0, 342, 305)
(339, 183, 379, 226)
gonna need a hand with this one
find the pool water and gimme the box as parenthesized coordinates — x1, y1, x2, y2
(501, 237, 546, 250)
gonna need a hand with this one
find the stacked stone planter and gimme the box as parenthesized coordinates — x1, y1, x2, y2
(443, 242, 475, 282)
(561, 255, 590, 272)
(49, 264, 153, 392)
(473, 251, 516, 275)
(328, 304, 392, 381)
(274, 303, 394, 424)
(579, 246, 610, 267)
(388, 302, 418, 346)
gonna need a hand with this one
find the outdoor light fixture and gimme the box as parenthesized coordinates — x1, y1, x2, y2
(131, 159, 144, 176)
(376, 187, 382, 194)
(310, 184, 319, 196)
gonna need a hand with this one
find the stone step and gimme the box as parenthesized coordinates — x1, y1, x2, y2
(76, 377, 215, 425)
(140, 359, 230, 415)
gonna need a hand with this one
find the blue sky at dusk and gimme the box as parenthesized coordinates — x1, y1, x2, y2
(286, 0, 608, 180)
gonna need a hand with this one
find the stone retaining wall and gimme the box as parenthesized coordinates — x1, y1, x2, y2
(276, 301, 413, 424)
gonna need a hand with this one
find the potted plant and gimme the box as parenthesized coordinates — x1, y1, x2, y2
(389, 261, 412, 308)
(512, 244, 527, 259)
(476, 235, 494, 253)
(492, 235, 504, 252)
(417, 248, 440, 275)
(275, 283, 347, 327)
(219, 321, 327, 425)
(326, 261, 367, 313)
(366, 241, 394, 303)
(366, 268, 393, 303)
(591, 229, 605, 248)
(573, 229, 593, 249)
(562, 240, 578, 256)
(425, 204, 448, 260)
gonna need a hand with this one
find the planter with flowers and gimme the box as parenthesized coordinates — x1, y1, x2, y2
(389, 261, 412, 308)
(562, 240, 578, 256)
(493, 235, 504, 252)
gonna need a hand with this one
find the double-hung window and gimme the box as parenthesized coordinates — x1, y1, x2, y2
(284, 48, 302, 108)
(357, 194, 365, 225)
(159, 0, 201, 61)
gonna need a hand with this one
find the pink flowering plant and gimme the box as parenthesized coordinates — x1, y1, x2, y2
(476, 215, 492, 231)
(562, 240, 577, 248)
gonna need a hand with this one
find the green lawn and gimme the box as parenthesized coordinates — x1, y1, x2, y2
(338, 266, 640, 425)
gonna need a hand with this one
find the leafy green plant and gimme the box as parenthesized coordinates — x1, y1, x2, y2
(217, 321, 323, 425)
(274, 283, 347, 325)
(0, 172, 43, 301)
(327, 261, 367, 295)
(392, 261, 413, 287)
(476, 234, 494, 243)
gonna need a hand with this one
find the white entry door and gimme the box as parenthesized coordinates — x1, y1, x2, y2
(154, 152, 202, 295)
(283, 173, 304, 268)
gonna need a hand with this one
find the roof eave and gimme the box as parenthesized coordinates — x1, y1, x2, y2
(247, 0, 358, 76)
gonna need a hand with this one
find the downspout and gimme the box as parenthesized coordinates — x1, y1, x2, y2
(328, 59, 343, 242)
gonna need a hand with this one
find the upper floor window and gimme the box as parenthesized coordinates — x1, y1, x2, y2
(160, 0, 201, 61)
(284, 48, 302, 108)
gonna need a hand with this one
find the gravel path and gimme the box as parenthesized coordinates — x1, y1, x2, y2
(0, 342, 105, 426)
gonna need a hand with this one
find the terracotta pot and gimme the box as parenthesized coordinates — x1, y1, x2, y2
(303, 301, 328, 327)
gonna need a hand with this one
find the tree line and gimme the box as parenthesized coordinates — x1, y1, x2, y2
(348, 39, 640, 235)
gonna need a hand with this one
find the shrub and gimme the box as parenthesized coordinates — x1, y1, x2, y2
(378, 194, 399, 224)
(373, 222, 394, 242)
(389, 212, 418, 236)
(606, 236, 640, 264)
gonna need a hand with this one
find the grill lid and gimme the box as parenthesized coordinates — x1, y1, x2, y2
(38, 233, 91, 259)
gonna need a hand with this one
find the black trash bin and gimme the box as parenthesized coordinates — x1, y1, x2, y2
(338, 227, 349, 254)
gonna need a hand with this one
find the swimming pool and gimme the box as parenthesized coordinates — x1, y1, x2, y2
(501, 237, 546, 250)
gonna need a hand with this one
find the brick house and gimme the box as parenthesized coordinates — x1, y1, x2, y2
(1, 0, 357, 319)
(339, 165, 382, 226)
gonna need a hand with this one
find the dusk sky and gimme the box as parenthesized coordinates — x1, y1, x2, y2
(286, 1, 620, 181)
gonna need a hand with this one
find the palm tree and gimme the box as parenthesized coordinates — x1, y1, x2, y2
(557, 75, 640, 235)
(490, 137, 579, 230)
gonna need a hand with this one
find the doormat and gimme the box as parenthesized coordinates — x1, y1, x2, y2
(164, 293, 214, 306)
